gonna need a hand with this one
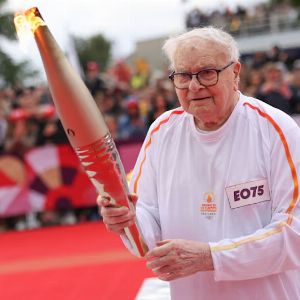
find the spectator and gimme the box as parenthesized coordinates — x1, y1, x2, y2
(267, 45, 283, 63)
(256, 62, 293, 114)
(251, 51, 268, 69)
(0, 89, 10, 152)
(244, 69, 264, 97)
(35, 118, 68, 146)
(289, 60, 300, 114)
(104, 114, 120, 141)
(186, 8, 203, 29)
(84, 61, 107, 97)
(5, 87, 40, 156)
(94, 91, 123, 117)
(146, 93, 173, 129)
(118, 98, 146, 140)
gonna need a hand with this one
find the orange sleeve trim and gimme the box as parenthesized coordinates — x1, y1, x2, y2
(211, 220, 288, 252)
(244, 102, 299, 214)
(133, 109, 185, 193)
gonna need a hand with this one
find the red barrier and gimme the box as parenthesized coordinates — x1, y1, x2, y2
(0, 141, 143, 217)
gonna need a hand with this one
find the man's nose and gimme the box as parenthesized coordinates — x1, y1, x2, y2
(188, 76, 205, 92)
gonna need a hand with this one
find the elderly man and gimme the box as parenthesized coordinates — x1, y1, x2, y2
(99, 27, 300, 299)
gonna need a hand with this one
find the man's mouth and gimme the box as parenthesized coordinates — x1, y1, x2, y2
(190, 96, 212, 101)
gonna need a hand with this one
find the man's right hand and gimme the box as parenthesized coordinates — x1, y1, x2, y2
(97, 195, 136, 235)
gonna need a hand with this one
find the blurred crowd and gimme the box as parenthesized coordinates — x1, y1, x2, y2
(185, 2, 300, 35)
(0, 59, 180, 158)
(1, 46, 300, 158)
(241, 48, 300, 114)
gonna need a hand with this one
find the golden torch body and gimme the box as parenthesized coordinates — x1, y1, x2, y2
(15, 7, 147, 257)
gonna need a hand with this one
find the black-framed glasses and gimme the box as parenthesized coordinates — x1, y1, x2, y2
(169, 61, 235, 89)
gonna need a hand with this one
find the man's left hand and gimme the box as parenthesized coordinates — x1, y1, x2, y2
(145, 239, 214, 281)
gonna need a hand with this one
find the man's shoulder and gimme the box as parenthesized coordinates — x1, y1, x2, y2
(240, 93, 298, 131)
(149, 107, 186, 130)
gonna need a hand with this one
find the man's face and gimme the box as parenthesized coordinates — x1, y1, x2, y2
(265, 68, 282, 83)
(173, 39, 240, 130)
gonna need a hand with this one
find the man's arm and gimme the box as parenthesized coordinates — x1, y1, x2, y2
(210, 125, 300, 281)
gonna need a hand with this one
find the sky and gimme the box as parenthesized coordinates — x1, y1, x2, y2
(3, 0, 266, 78)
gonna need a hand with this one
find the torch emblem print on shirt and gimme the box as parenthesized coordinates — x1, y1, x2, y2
(200, 192, 217, 219)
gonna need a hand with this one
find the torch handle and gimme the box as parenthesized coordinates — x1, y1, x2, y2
(76, 133, 148, 257)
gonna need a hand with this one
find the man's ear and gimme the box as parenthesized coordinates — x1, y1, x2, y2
(233, 62, 241, 91)
(233, 61, 241, 78)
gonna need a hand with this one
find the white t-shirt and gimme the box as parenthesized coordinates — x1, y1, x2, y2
(128, 92, 300, 300)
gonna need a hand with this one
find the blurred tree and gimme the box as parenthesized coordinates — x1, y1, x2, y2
(270, 0, 300, 6)
(290, 0, 300, 6)
(0, 2, 15, 39)
(0, 50, 36, 87)
(74, 33, 112, 72)
(0, 0, 37, 87)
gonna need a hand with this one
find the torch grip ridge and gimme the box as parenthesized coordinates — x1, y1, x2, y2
(76, 133, 129, 204)
(76, 134, 148, 256)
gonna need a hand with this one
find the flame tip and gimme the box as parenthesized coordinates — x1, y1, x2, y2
(14, 7, 46, 44)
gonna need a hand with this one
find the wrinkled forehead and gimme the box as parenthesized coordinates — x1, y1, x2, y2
(174, 38, 229, 71)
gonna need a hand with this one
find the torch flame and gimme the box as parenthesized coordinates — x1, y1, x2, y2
(14, 13, 33, 52)
(14, 7, 45, 38)
(24, 7, 46, 33)
(14, 13, 27, 33)
(14, 7, 46, 53)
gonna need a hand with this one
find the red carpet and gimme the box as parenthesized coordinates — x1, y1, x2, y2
(0, 222, 153, 300)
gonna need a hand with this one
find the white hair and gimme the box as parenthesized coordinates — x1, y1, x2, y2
(162, 27, 240, 70)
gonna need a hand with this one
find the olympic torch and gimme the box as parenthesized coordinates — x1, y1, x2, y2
(14, 7, 148, 257)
